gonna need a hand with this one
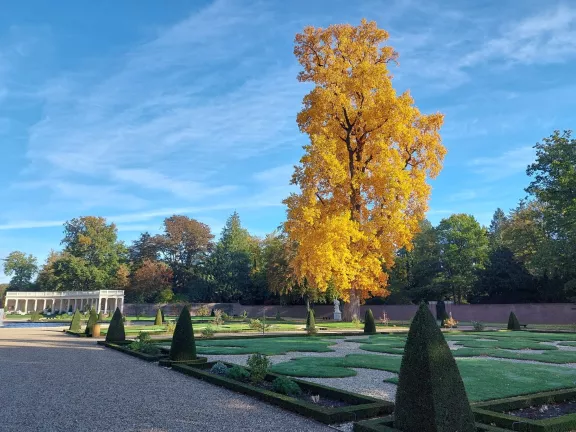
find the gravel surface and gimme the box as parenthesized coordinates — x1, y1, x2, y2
(0, 327, 333, 432)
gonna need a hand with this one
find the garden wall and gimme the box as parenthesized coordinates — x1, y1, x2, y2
(124, 302, 576, 325)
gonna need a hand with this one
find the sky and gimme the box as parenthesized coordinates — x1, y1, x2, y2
(1, 0, 575, 282)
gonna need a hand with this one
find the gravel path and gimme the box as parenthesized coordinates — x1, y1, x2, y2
(0, 327, 333, 432)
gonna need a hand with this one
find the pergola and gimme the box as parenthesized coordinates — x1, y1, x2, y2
(4, 290, 124, 314)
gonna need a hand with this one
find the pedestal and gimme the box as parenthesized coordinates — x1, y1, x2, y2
(333, 311, 342, 321)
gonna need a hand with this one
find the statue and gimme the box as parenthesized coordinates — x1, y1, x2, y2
(333, 298, 342, 321)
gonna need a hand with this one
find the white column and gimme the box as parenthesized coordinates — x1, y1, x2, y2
(120, 298, 124, 313)
(104, 298, 108, 314)
(24, 299, 28, 313)
(97, 296, 101, 313)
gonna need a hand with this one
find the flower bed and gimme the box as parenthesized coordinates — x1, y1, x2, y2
(472, 388, 576, 431)
(170, 360, 393, 424)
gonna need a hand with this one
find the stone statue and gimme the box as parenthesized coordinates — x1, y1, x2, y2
(333, 299, 342, 321)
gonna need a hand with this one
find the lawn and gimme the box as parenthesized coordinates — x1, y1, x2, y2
(269, 353, 576, 402)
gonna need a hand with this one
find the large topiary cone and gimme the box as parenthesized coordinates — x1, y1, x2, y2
(155, 308, 163, 326)
(84, 308, 98, 336)
(306, 309, 316, 332)
(160, 308, 165, 323)
(394, 303, 475, 432)
(106, 308, 126, 342)
(507, 311, 521, 331)
(364, 309, 376, 334)
(69, 310, 81, 332)
(170, 306, 197, 361)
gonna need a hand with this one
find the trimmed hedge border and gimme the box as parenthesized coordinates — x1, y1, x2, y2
(97, 341, 167, 362)
(158, 357, 208, 367)
(472, 388, 576, 431)
(353, 416, 512, 432)
(171, 361, 393, 424)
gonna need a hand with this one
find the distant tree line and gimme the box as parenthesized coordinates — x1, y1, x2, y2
(2, 130, 575, 305)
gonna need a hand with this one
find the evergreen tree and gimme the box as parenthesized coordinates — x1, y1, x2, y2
(170, 306, 197, 361)
(155, 308, 163, 325)
(106, 307, 126, 342)
(69, 310, 81, 332)
(305, 309, 316, 332)
(395, 303, 475, 432)
(84, 308, 98, 336)
(363, 309, 376, 334)
(507, 311, 521, 331)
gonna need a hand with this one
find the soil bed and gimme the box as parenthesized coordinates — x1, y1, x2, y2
(212, 367, 351, 408)
(507, 399, 576, 420)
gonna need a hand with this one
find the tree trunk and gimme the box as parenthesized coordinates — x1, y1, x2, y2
(343, 289, 360, 321)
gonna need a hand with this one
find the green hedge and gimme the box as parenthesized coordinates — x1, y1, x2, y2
(353, 417, 512, 432)
(171, 361, 393, 424)
(99, 341, 166, 362)
(473, 388, 576, 431)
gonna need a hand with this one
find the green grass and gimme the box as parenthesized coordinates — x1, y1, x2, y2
(270, 354, 576, 402)
(190, 336, 338, 355)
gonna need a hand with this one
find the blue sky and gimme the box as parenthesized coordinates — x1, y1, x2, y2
(1, 0, 575, 281)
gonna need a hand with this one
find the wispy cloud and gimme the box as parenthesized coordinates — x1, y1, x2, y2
(460, 4, 576, 68)
(469, 146, 536, 180)
(20, 0, 304, 214)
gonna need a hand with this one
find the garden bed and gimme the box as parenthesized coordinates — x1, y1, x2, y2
(158, 357, 208, 367)
(98, 341, 167, 362)
(170, 361, 393, 424)
(353, 416, 511, 432)
(472, 388, 576, 431)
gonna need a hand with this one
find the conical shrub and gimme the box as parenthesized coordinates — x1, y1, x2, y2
(394, 303, 475, 432)
(69, 310, 81, 332)
(97, 312, 103, 322)
(364, 309, 376, 334)
(306, 309, 316, 332)
(155, 308, 163, 326)
(170, 306, 197, 361)
(436, 300, 449, 326)
(84, 308, 98, 336)
(160, 308, 165, 323)
(507, 311, 521, 331)
(106, 307, 126, 342)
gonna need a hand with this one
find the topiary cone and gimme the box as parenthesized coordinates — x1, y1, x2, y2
(170, 306, 197, 361)
(364, 309, 376, 334)
(84, 308, 98, 336)
(306, 309, 316, 331)
(160, 308, 165, 323)
(507, 311, 521, 331)
(394, 303, 475, 432)
(155, 308, 163, 326)
(106, 307, 126, 342)
(97, 312, 103, 322)
(69, 310, 81, 332)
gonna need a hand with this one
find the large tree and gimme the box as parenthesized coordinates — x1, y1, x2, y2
(435, 214, 489, 303)
(526, 130, 576, 285)
(284, 20, 445, 319)
(60, 216, 127, 289)
(36, 250, 65, 291)
(154, 215, 214, 295)
(210, 212, 256, 302)
(2, 251, 38, 291)
(127, 259, 173, 303)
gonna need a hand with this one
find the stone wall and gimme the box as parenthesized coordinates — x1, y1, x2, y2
(123, 302, 576, 324)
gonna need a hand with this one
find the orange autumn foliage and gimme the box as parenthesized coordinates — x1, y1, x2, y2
(283, 20, 446, 302)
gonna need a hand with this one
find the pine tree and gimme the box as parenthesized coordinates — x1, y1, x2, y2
(155, 308, 163, 325)
(507, 311, 521, 331)
(170, 306, 197, 361)
(394, 303, 475, 432)
(106, 307, 126, 342)
(363, 309, 376, 334)
(69, 310, 81, 332)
